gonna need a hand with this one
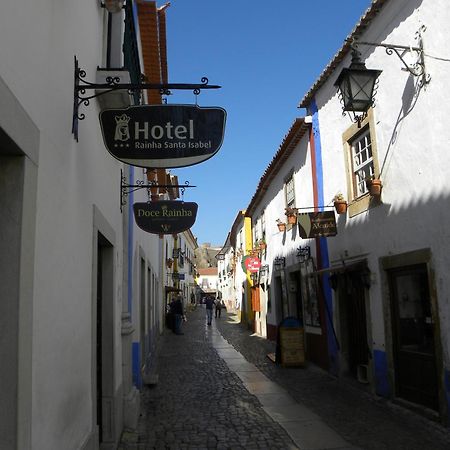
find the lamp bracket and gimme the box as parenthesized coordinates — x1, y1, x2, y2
(352, 25, 430, 87)
(120, 169, 196, 212)
(72, 56, 221, 141)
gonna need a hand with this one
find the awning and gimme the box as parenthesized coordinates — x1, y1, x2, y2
(308, 260, 367, 277)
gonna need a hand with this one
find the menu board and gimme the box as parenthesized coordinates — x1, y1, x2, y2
(279, 327, 305, 367)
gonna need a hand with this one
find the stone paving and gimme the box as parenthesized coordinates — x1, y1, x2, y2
(120, 306, 450, 449)
(214, 310, 450, 450)
(120, 306, 299, 449)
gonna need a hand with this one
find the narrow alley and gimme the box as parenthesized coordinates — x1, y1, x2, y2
(120, 307, 450, 450)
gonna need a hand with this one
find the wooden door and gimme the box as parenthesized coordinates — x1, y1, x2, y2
(389, 265, 439, 410)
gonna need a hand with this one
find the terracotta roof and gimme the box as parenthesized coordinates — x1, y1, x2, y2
(299, 0, 390, 109)
(198, 267, 218, 276)
(246, 118, 310, 216)
(137, 1, 171, 104)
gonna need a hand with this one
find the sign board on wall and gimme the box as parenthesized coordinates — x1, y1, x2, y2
(99, 104, 226, 168)
(133, 201, 198, 235)
(245, 256, 261, 273)
(298, 211, 337, 239)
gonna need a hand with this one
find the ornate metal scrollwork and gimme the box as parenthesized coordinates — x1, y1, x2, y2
(120, 170, 196, 212)
(72, 56, 221, 141)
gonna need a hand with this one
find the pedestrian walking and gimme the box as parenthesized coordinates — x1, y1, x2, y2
(215, 298, 222, 318)
(205, 296, 214, 325)
(172, 295, 184, 335)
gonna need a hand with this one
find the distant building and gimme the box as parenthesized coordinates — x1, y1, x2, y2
(196, 267, 219, 299)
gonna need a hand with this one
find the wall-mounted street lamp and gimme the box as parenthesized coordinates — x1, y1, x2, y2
(172, 248, 182, 259)
(334, 48, 382, 126)
(274, 257, 285, 272)
(101, 0, 125, 13)
(334, 26, 430, 126)
(296, 246, 311, 263)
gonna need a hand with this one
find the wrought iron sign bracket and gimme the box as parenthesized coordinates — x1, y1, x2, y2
(120, 169, 196, 212)
(351, 25, 430, 87)
(72, 56, 221, 141)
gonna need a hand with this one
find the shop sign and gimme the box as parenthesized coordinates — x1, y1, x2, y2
(99, 104, 226, 168)
(133, 201, 198, 235)
(245, 256, 261, 273)
(172, 273, 185, 280)
(298, 211, 337, 238)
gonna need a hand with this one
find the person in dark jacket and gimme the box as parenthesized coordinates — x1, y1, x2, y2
(205, 296, 214, 325)
(215, 298, 222, 318)
(171, 295, 184, 335)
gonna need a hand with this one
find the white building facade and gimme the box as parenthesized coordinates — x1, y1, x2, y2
(223, 0, 450, 426)
(0, 1, 187, 448)
(298, 0, 450, 421)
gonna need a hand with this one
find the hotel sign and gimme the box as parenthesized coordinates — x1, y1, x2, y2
(298, 211, 337, 238)
(99, 104, 226, 168)
(133, 201, 198, 235)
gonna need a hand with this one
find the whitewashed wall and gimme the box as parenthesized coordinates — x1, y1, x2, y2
(251, 133, 315, 328)
(0, 1, 164, 448)
(313, 0, 450, 365)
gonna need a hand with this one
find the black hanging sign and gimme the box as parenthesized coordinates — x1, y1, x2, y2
(298, 211, 337, 238)
(133, 201, 198, 235)
(133, 200, 198, 234)
(99, 104, 226, 168)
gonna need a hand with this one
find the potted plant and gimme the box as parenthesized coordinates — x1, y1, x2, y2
(276, 219, 286, 232)
(365, 176, 383, 196)
(333, 192, 348, 214)
(258, 239, 267, 251)
(285, 207, 297, 224)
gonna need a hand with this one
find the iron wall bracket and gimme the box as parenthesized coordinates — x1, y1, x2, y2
(72, 56, 221, 141)
(352, 25, 430, 87)
(120, 169, 196, 212)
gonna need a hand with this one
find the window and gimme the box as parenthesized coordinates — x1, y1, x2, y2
(285, 174, 295, 208)
(351, 128, 374, 198)
(261, 210, 266, 241)
(342, 109, 380, 217)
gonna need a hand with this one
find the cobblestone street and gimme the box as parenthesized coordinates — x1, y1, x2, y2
(120, 307, 450, 450)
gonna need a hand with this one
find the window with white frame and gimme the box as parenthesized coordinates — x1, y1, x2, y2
(285, 174, 295, 208)
(342, 109, 380, 217)
(261, 210, 266, 241)
(350, 127, 374, 198)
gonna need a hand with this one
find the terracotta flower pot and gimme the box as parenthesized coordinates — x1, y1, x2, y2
(287, 214, 297, 225)
(366, 178, 383, 196)
(334, 200, 348, 214)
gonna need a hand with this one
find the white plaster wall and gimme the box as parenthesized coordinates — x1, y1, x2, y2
(312, 0, 450, 360)
(131, 171, 164, 345)
(249, 134, 315, 327)
(0, 1, 161, 448)
(233, 220, 247, 310)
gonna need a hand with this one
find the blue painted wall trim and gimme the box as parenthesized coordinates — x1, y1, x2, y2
(373, 350, 390, 398)
(127, 165, 134, 313)
(310, 99, 339, 375)
(132, 341, 141, 389)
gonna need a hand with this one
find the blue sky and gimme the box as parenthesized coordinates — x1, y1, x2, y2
(165, 0, 372, 247)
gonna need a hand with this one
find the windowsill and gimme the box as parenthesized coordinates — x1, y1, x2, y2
(348, 193, 382, 217)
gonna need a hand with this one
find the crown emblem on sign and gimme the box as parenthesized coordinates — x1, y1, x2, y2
(114, 114, 131, 141)
(115, 114, 130, 125)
